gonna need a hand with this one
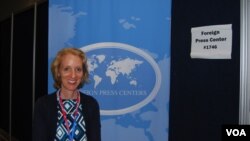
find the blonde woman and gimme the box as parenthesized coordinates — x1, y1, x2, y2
(32, 48, 101, 141)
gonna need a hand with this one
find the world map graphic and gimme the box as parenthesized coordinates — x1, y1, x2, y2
(88, 54, 143, 88)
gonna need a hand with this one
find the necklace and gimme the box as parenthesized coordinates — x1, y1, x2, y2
(57, 90, 80, 141)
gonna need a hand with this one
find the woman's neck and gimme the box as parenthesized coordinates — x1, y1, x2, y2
(60, 89, 78, 99)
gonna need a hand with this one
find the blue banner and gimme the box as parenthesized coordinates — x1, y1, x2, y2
(49, 0, 171, 140)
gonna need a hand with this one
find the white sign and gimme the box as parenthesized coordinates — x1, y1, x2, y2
(190, 24, 232, 59)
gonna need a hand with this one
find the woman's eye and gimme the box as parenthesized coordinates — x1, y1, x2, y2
(63, 67, 70, 72)
(76, 68, 82, 72)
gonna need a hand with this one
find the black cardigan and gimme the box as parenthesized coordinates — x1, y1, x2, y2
(32, 92, 101, 141)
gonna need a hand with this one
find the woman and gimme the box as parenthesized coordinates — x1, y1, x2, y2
(32, 48, 101, 141)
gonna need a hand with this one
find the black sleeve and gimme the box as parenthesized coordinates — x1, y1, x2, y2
(86, 97, 101, 141)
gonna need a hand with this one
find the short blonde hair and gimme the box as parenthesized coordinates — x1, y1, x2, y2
(51, 47, 89, 89)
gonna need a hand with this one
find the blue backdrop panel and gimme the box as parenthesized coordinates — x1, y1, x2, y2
(49, 0, 171, 140)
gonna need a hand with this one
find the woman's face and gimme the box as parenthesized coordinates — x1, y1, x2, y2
(59, 53, 83, 93)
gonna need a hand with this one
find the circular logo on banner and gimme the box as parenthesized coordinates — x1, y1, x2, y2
(80, 42, 161, 115)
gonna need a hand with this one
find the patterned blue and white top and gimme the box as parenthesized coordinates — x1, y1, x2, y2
(55, 99, 87, 141)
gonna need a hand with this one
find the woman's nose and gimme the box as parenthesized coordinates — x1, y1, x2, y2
(70, 70, 76, 78)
